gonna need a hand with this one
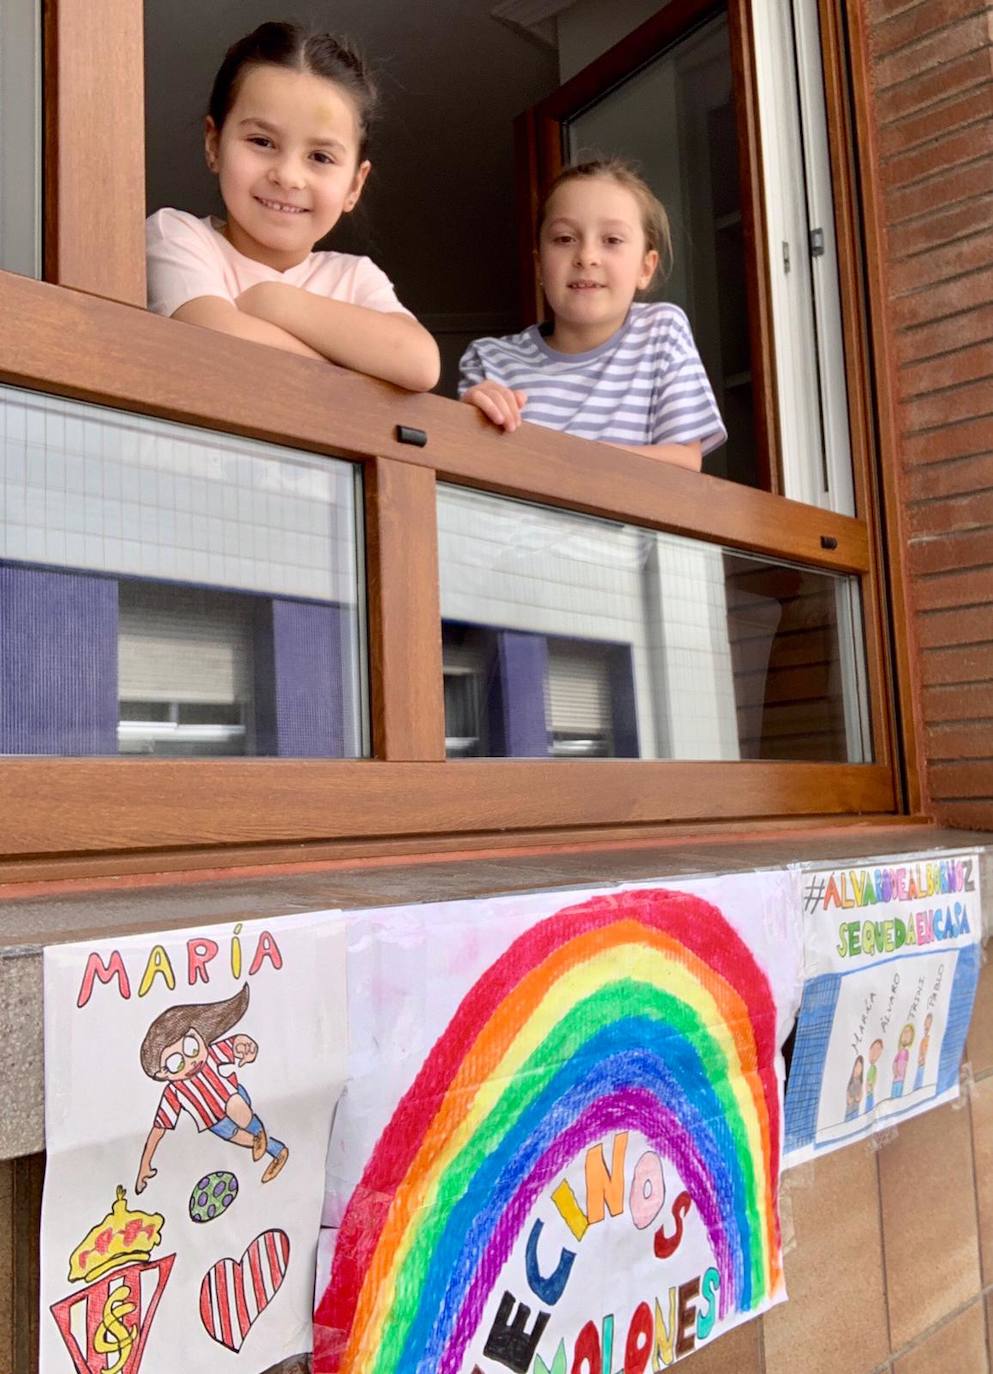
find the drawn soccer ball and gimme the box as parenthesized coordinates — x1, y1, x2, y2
(189, 1171, 239, 1223)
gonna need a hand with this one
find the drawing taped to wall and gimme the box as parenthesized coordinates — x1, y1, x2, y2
(315, 873, 803, 1372)
(41, 911, 347, 1374)
(784, 852, 983, 1167)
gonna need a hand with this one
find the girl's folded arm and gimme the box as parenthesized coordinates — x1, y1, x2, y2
(236, 281, 441, 392)
(172, 295, 324, 360)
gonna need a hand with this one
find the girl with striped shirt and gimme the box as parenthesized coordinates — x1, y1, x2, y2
(459, 159, 725, 470)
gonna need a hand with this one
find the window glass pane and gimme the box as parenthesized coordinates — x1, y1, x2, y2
(566, 12, 757, 488)
(437, 484, 871, 763)
(0, 385, 366, 757)
(0, 0, 41, 276)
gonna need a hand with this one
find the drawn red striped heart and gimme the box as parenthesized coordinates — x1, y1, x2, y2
(199, 1229, 290, 1353)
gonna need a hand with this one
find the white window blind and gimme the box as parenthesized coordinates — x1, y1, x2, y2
(117, 583, 254, 706)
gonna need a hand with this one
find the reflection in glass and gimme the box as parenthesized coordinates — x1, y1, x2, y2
(0, 385, 365, 757)
(566, 13, 757, 486)
(0, 0, 41, 276)
(437, 485, 870, 764)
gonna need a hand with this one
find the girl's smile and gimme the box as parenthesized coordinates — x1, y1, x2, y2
(204, 65, 370, 272)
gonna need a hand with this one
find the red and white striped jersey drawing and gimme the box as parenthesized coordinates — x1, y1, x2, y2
(153, 1037, 240, 1132)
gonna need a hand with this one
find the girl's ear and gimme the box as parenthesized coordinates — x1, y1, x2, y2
(638, 248, 660, 291)
(204, 117, 220, 174)
(344, 159, 372, 214)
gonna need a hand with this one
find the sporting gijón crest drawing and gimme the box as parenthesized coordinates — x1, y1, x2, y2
(49, 1186, 175, 1374)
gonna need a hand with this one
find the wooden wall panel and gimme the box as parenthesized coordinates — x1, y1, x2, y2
(44, 0, 146, 303)
(858, 0, 993, 828)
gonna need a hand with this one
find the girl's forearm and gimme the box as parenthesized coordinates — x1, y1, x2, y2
(236, 282, 440, 392)
(172, 296, 324, 359)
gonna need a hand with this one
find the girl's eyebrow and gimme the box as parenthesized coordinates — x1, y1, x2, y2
(545, 216, 634, 232)
(238, 116, 348, 152)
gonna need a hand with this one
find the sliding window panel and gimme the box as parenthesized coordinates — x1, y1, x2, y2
(0, 0, 41, 276)
(438, 484, 871, 763)
(0, 384, 366, 758)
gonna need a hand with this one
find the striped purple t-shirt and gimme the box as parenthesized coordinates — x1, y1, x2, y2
(459, 302, 726, 453)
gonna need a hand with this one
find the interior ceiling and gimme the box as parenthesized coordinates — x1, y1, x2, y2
(143, 0, 561, 318)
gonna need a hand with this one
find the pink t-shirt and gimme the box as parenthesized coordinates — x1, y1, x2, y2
(146, 208, 412, 320)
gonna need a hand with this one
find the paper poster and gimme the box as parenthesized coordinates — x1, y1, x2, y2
(783, 852, 983, 1167)
(41, 911, 347, 1374)
(314, 871, 803, 1373)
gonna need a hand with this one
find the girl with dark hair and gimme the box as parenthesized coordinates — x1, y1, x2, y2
(147, 22, 439, 391)
(134, 984, 289, 1192)
(460, 158, 724, 469)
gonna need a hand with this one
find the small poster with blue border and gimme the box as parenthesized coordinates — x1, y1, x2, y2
(783, 851, 983, 1168)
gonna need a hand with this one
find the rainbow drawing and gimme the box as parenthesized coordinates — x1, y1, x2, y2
(314, 887, 784, 1373)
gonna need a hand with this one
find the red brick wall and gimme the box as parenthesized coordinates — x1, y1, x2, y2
(867, 0, 993, 828)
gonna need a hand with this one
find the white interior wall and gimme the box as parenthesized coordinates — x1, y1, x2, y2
(555, 0, 669, 81)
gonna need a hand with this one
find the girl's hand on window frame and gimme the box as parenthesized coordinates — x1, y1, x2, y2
(462, 381, 528, 432)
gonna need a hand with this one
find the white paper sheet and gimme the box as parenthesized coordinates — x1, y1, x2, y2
(783, 851, 983, 1167)
(41, 910, 346, 1374)
(314, 871, 803, 1373)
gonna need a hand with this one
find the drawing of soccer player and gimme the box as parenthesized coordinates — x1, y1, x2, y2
(891, 1022, 915, 1099)
(914, 1012, 933, 1092)
(135, 985, 288, 1193)
(865, 1038, 884, 1112)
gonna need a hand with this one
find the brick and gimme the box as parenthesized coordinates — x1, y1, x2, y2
(917, 568, 993, 612)
(874, 12, 993, 89)
(906, 453, 993, 502)
(763, 1148, 889, 1374)
(909, 528, 993, 574)
(921, 642, 993, 685)
(900, 374, 993, 430)
(892, 264, 993, 327)
(879, 84, 993, 161)
(917, 601, 993, 643)
(925, 721, 993, 758)
(677, 1315, 763, 1373)
(909, 487, 993, 535)
(885, 120, 993, 192)
(870, 0, 935, 21)
(900, 339, 993, 401)
(923, 680, 993, 720)
(874, 0, 991, 58)
(928, 759, 993, 796)
(878, 1100, 981, 1347)
(892, 230, 993, 300)
(895, 302, 993, 365)
(914, 566, 993, 611)
(874, 48, 992, 124)
(893, 1298, 988, 1372)
(890, 194, 993, 260)
(935, 798, 993, 826)
(886, 158, 993, 229)
(904, 415, 993, 464)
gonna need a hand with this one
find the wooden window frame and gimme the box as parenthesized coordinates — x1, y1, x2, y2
(514, 0, 782, 492)
(0, 0, 908, 878)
